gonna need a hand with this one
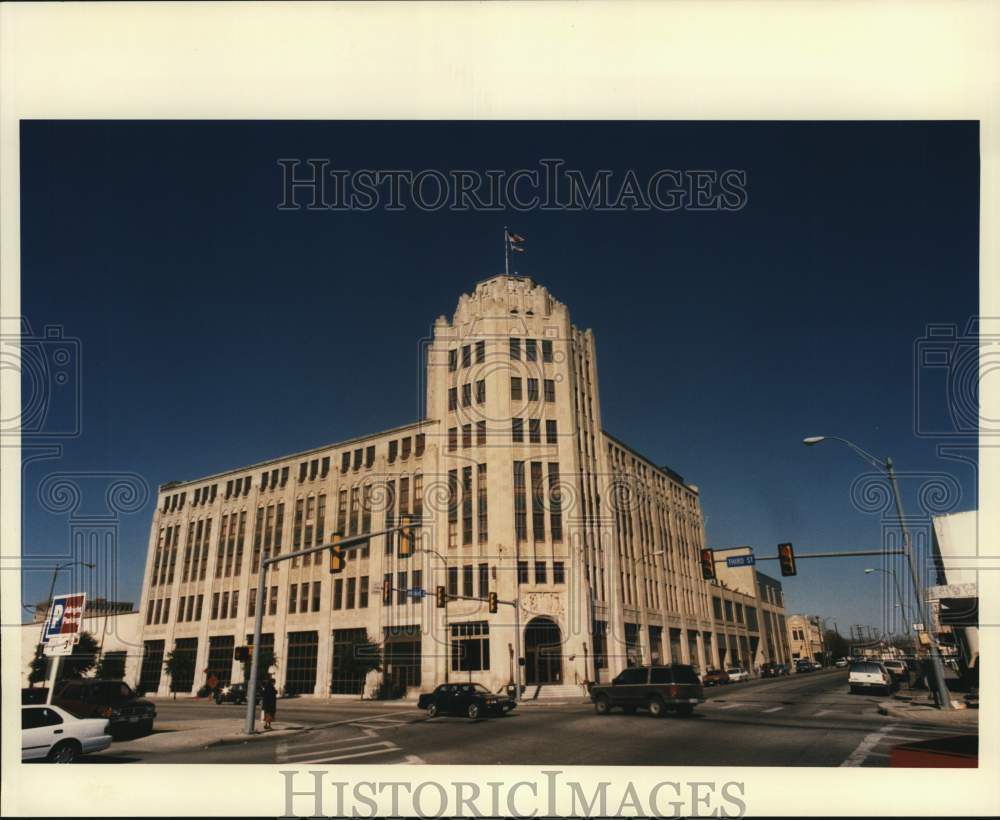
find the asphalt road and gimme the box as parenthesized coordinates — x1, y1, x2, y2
(87, 670, 973, 767)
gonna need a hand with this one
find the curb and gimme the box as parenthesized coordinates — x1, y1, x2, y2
(877, 701, 978, 725)
(206, 724, 308, 748)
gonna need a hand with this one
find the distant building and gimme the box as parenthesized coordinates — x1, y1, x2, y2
(787, 614, 824, 662)
(31, 597, 135, 623)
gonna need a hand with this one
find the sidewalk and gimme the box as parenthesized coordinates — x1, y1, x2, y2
(877, 692, 979, 728)
(114, 719, 306, 754)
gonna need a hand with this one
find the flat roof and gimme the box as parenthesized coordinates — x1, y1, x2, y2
(602, 430, 692, 489)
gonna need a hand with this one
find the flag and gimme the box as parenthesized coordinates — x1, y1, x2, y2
(507, 231, 525, 244)
(510, 244, 525, 252)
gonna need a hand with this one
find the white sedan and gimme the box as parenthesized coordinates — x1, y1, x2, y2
(22, 704, 113, 763)
(725, 667, 750, 683)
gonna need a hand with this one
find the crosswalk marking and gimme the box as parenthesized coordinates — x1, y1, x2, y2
(287, 743, 401, 765)
(281, 740, 396, 763)
(814, 710, 832, 717)
(719, 703, 745, 710)
(762, 706, 784, 713)
(841, 725, 893, 767)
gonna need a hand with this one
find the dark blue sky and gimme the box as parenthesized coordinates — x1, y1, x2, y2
(21, 121, 978, 636)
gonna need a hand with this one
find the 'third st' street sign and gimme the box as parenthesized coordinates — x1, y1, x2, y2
(726, 555, 756, 568)
(408, 588, 426, 599)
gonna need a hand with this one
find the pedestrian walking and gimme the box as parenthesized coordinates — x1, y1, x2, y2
(261, 676, 278, 730)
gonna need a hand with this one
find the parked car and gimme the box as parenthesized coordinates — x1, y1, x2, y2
(883, 659, 910, 687)
(848, 660, 894, 695)
(725, 667, 750, 683)
(794, 659, 815, 673)
(701, 668, 730, 687)
(52, 679, 157, 737)
(22, 704, 112, 763)
(590, 664, 704, 717)
(834, 658, 849, 668)
(417, 682, 515, 720)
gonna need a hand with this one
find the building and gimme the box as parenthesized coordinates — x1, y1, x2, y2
(929, 510, 979, 677)
(135, 275, 785, 698)
(786, 614, 824, 663)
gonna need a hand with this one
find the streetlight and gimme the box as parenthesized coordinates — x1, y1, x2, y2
(416, 547, 450, 684)
(803, 435, 953, 708)
(864, 567, 911, 635)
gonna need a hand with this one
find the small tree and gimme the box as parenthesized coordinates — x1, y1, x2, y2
(95, 651, 127, 680)
(164, 649, 196, 699)
(61, 631, 100, 680)
(28, 644, 48, 686)
(344, 633, 382, 698)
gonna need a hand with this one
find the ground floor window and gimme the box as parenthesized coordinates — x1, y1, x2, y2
(138, 640, 164, 694)
(171, 638, 198, 692)
(624, 622, 641, 667)
(285, 631, 319, 695)
(331, 628, 368, 694)
(207, 635, 235, 687)
(450, 621, 489, 672)
(648, 625, 663, 665)
(384, 625, 422, 693)
(592, 620, 608, 671)
(669, 628, 683, 665)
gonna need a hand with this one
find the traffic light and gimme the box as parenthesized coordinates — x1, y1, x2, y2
(488, 592, 498, 614)
(700, 548, 716, 580)
(234, 646, 252, 662)
(382, 578, 393, 605)
(436, 585, 447, 608)
(778, 542, 797, 576)
(398, 515, 413, 557)
(329, 532, 345, 574)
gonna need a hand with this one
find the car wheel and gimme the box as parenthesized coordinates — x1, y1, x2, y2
(594, 695, 610, 715)
(849, 685, 857, 694)
(467, 703, 480, 721)
(48, 740, 81, 763)
(647, 697, 665, 718)
(676, 705, 695, 717)
(427, 703, 439, 719)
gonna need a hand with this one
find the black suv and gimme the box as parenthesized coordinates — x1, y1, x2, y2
(53, 679, 156, 736)
(589, 665, 704, 717)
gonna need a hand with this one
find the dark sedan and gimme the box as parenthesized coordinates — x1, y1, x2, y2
(417, 682, 516, 720)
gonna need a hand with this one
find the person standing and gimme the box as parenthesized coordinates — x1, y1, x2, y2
(261, 676, 278, 730)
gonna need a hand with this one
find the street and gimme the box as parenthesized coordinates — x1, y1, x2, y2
(83, 670, 975, 767)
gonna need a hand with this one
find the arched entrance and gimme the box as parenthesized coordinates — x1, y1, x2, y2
(524, 617, 563, 685)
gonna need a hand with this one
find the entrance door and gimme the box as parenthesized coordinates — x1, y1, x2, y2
(524, 617, 563, 685)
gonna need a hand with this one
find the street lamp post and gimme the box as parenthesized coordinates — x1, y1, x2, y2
(417, 547, 450, 684)
(864, 567, 911, 635)
(803, 435, 953, 709)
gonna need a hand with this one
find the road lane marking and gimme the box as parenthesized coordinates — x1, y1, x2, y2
(277, 729, 379, 755)
(762, 706, 784, 713)
(841, 724, 894, 767)
(719, 703, 745, 710)
(280, 740, 397, 763)
(814, 710, 832, 717)
(290, 744, 401, 764)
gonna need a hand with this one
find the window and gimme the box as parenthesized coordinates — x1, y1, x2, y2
(546, 419, 557, 444)
(512, 418, 523, 443)
(341, 452, 351, 473)
(510, 338, 520, 360)
(333, 578, 343, 610)
(309, 459, 318, 480)
(534, 561, 547, 584)
(299, 462, 307, 483)
(346, 578, 356, 609)
(415, 434, 425, 456)
(448, 566, 459, 597)
(383, 573, 392, 607)
(448, 427, 457, 451)
(359, 576, 369, 608)
(462, 383, 472, 407)
(397, 571, 407, 605)
(529, 418, 541, 443)
(477, 463, 488, 543)
(289, 584, 298, 614)
(553, 561, 565, 584)
(724, 600, 734, 622)
(462, 564, 474, 597)
(510, 377, 522, 401)
(388, 440, 398, 463)
(448, 349, 457, 372)
(462, 467, 473, 545)
(366, 446, 375, 468)
(187, 596, 196, 621)
(448, 387, 458, 411)
(478, 563, 489, 598)
(475, 340, 485, 363)
(530, 462, 545, 541)
(517, 560, 528, 584)
(280, 467, 289, 487)
(542, 339, 553, 362)
(23, 707, 64, 730)
(450, 621, 490, 672)
(527, 379, 539, 401)
(462, 424, 471, 448)
(548, 462, 562, 542)
(526, 338, 537, 361)
(299, 583, 309, 613)
(349, 487, 360, 536)
(712, 597, 723, 620)
(162, 598, 171, 623)
(269, 586, 278, 616)
(736, 603, 744, 624)
(544, 379, 555, 402)
(513, 462, 527, 540)
(476, 420, 486, 445)
(249, 588, 257, 617)
(231, 591, 239, 618)
(195, 595, 204, 620)
(321, 456, 330, 478)
(211, 593, 219, 620)
(475, 379, 486, 404)
(402, 437, 412, 459)
(353, 448, 362, 470)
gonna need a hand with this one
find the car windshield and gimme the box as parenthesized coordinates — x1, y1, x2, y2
(851, 662, 881, 674)
(94, 682, 132, 702)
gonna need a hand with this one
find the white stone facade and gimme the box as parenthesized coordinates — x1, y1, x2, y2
(136, 276, 780, 698)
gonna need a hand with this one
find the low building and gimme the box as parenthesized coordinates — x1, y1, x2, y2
(31, 597, 135, 624)
(929, 510, 979, 679)
(787, 614, 824, 663)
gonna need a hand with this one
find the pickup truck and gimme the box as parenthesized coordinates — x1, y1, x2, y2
(589, 665, 704, 717)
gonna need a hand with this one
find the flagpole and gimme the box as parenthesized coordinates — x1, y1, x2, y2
(504, 226, 509, 277)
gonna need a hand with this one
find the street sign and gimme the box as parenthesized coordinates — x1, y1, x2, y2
(43, 592, 86, 642)
(408, 588, 426, 599)
(726, 555, 756, 567)
(43, 633, 79, 657)
(912, 623, 925, 632)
